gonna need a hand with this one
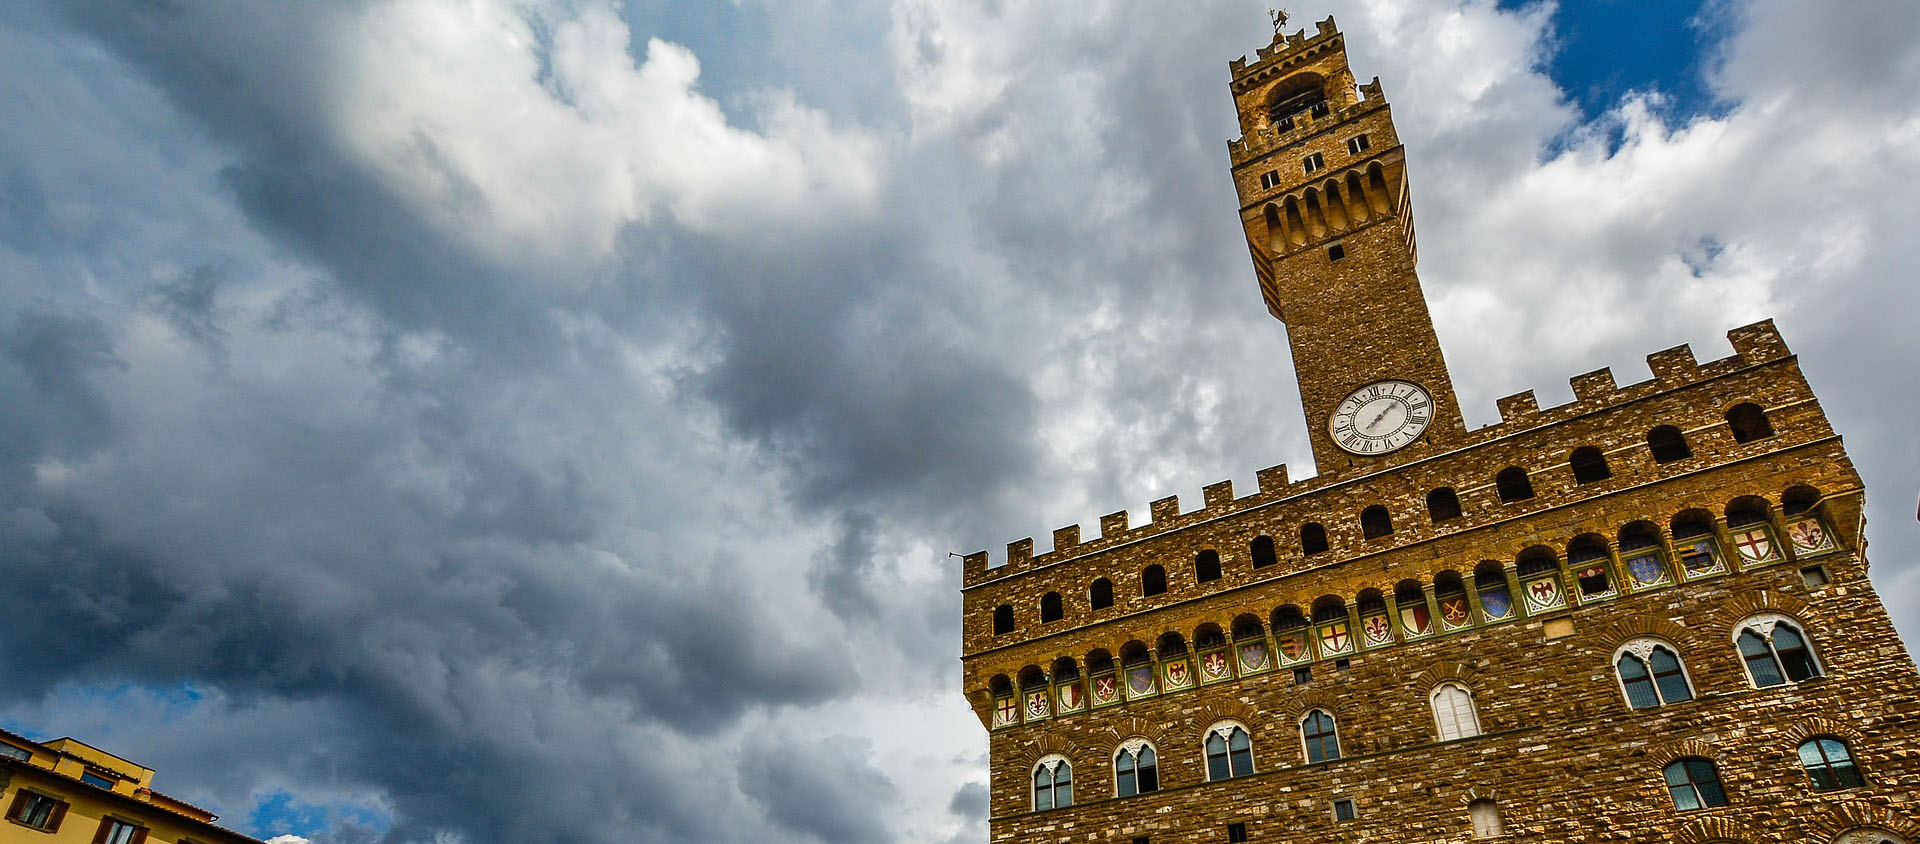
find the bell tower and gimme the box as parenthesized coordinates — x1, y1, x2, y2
(1228, 16, 1466, 473)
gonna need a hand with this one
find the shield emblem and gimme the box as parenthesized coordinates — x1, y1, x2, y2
(1202, 651, 1230, 679)
(1026, 690, 1049, 719)
(1057, 682, 1083, 712)
(1127, 666, 1155, 696)
(1480, 588, 1511, 619)
(1788, 519, 1834, 555)
(1093, 675, 1118, 704)
(1525, 577, 1563, 611)
(1319, 621, 1351, 654)
(1279, 631, 1308, 662)
(1680, 540, 1722, 575)
(1732, 527, 1777, 564)
(1238, 642, 1268, 671)
(1626, 553, 1666, 586)
(994, 696, 1018, 727)
(1400, 603, 1431, 635)
(1363, 614, 1392, 645)
(1439, 596, 1470, 627)
(1164, 660, 1191, 689)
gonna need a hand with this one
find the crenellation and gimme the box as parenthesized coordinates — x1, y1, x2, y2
(1150, 495, 1181, 525)
(1007, 537, 1033, 568)
(1053, 525, 1082, 556)
(1203, 479, 1236, 509)
(1728, 319, 1790, 363)
(1256, 464, 1291, 496)
(1570, 367, 1617, 402)
(1100, 510, 1131, 540)
(1495, 389, 1539, 423)
(1647, 343, 1700, 383)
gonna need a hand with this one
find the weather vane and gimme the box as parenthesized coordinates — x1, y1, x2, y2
(1270, 8, 1289, 34)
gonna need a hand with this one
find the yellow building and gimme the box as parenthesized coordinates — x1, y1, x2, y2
(0, 729, 261, 844)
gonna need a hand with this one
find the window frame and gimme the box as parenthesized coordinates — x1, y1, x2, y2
(1300, 709, 1341, 764)
(1114, 740, 1160, 797)
(1662, 757, 1729, 811)
(1613, 639, 1695, 710)
(1733, 614, 1823, 688)
(1203, 721, 1255, 781)
(1031, 754, 1073, 812)
(1429, 682, 1482, 742)
(1303, 152, 1325, 174)
(6, 789, 68, 832)
(1797, 737, 1866, 792)
(1347, 134, 1371, 155)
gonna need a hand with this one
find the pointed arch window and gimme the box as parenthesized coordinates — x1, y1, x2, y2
(1114, 741, 1160, 797)
(1205, 723, 1254, 780)
(1662, 758, 1728, 810)
(1735, 615, 1821, 687)
(1798, 737, 1865, 791)
(1615, 640, 1693, 709)
(1301, 710, 1340, 763)
(1032, 756, 1073, 810)
(1430, 682, 1482, 741)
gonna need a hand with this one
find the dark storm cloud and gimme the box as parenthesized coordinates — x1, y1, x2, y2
(2, 306, 123, 463)
(739, 734, 897, 844)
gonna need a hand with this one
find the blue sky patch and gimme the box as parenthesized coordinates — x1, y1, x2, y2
(1504, 0, 1734, 139)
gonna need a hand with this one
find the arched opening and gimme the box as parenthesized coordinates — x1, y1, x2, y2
(1567, 534, 1615, 599)
(1474, 560, 1513, 620)
(1726, 402, 1774, 443)
(1089, 577, 1114, 609)
(1496, 466, 1535, 502)
(1301, 710, 1340, 763)
(1469, 798, 1503, 838)
(1360, 505, 1393, 539)
(1648, 426, 1692, 463)
(1432, 682, 1482, 742)
(1232, 613, 1265, 642)
(1344, 171, 1373, 223)
(993, 604, 1014, 635)
(1427, 487, 1463, 522)
(989, 674, 1013, 697)
(1156, 631, 1188, 660)
(1782, 484, 1822, 516)
(1311, 595, 1347, 623)
(1267, 74, 1329, 129)
(1271, 604, 1311, 662)
(1570, 446, 1611, 484)
(1263, 203, 1287, 254)
(1141, 564, 1167, 597)
(1301, 522, 1330, 555)
(1516, 544, 1565, 612)
(1119, 641, 1152, 667)
(1322, 179, 1350, 230)
(1194, 622, 1227, 650)
(1250, 535, 1278, 569)
(1303, 188, 1328, 238)
(1085, 648, 1114, 675)
(1283, 195, 1308, 247)
(1051, 656, 1080, 683)
(1018, 665, 1048, 691)
(1195, 550, 1223, 583)
(1040, 592, 1064, 623)
(1365, 162, 1392, 213)
(1355, 588, 1389, 647)
(1726, 495, 1770, 527)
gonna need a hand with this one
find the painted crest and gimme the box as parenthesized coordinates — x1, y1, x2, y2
(1625, 553, 1667, 587)
(1056, 681, 1084, 712)
(1238, 642, 1269, 672)
(1092, 674, 1119, 705)
(1731, 526, 1778, 564)
(1439, 595, 1471, 629)
(1163, 659, 1192, 689)
(1126, 666, 1156, 698)
(994, 696, 1019, 728)
(1277, 631, 1311, 664)
(1202, 650, 1231, 680)
(1524, 576, 1564, 612)
(1678, 540, 1724, 577)
(1787, 518, 1835, 555)
(1363, 613, 1393, 646)
(1400, 603, 1431, 635)
(1025, 690, 1050, 719)
(1479, 588, 1512, 619)
(1319, 621, 1353, 655)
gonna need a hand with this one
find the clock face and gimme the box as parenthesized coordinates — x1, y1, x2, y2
(1330, 380, 1432, 455)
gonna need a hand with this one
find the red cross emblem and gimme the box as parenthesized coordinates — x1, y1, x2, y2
(1321, 623, 1350, 652)
(1732, 528, 1773, 561)
(996, 697, 1018, 724)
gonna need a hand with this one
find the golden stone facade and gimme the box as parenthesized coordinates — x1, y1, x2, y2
(959, 17, 1920, 844)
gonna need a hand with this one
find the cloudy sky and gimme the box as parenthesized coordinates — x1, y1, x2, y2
(2, 1, 1916, 842)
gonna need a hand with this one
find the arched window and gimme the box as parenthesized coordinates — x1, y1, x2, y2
(1089, 578, 1114, 610)
(1649, 426, 1692, 463)
(1114, 741, 1160, 796)
(1301, 522, 1330, 555)
(1567, 534, 1615, 599)
(1040, 592, 1063, 623)
(1427, 487, 1463, 522)
(1570, 446, 1611, 484)
(1496, 467, 1534, 502)
(1032, 756, 1073, 810)
(1430, 682, 1481, 741)
(1782, 484, 1821, 516)
(1469, 799, 1504, 838)
(1195, 550, 1222, 583)
(1360, 505, 1393, 539)
(1735, 615, 1821, 686)
(1473, 560, 1513, 620)
(1195, 623, 1226, 650)
(1142, 564, 1167, 597)
(1662, 758, 1728, 810)
(1618, 520, 1669, 588)
(1798, 737, 1865, 791)
(1301, 710, 1340, 763)
(1267, 75, 1329, 129)
(1726, 402, 1774, 443)
(1250, 535, 1277, 569)
(1670, 509, 1723, 577)
(1204, 723, 1254, 780)
(993, 604, 1014, 635)
(1615, 640, 1693, 709)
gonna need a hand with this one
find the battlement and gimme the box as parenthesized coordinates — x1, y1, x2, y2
(1228, 16, 1342, 86)
(1227, 89, 1385, 165)
(960, 320, 1801, 588)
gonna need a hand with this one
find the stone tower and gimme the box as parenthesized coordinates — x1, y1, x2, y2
(960, 16, 1920, 844)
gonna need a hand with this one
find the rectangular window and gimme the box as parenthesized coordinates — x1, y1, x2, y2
(1327, 243, 1346, 261)
(1332, 799, 1357, 822)
(6, 791, 67, 831)
(1303, 152, 1325, 174)
(1348, 134, 1371, 155)
(1293, 667, 1312, 684)
(81, 772, 114, 789)
(1226, 821, 1248, 842)
(1310, 101, 1331, 118)
(1133, 838, 1151, 844)
(0, 743, 28, 761)
(1801, 564, 1830, 588)
(97, 818, 147, 844)
(1334, 657, 1352, 672)
(1260, 170, 1281, 190)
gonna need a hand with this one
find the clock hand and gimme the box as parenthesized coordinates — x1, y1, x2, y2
(1366, 407, 1392, 432)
